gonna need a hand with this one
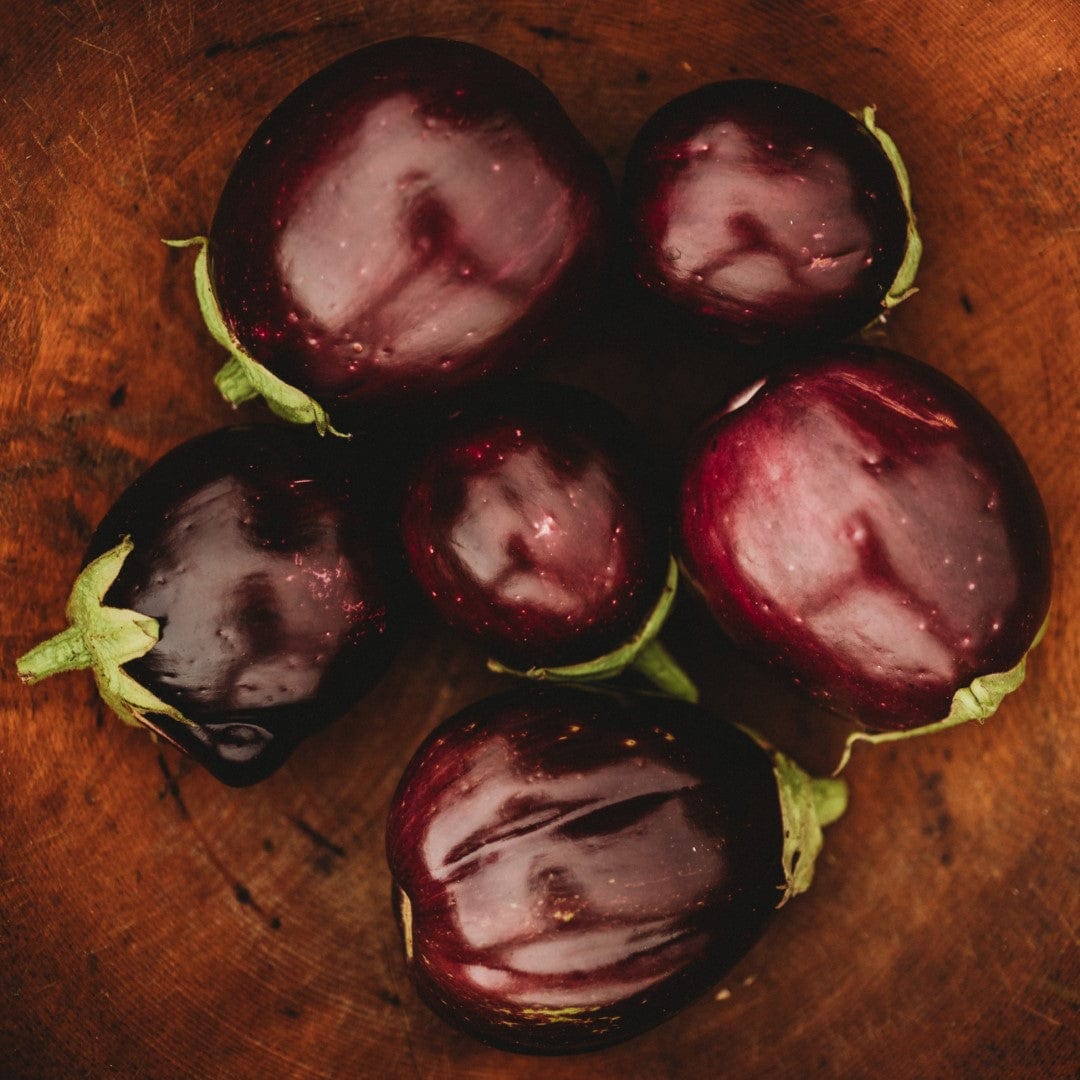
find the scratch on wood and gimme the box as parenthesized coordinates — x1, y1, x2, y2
(152, 0, 196, 57)
(288, 815, 346, 858)
(0, 194, 37, 288)
(1017, 1001, 1063, 1027)
(66, 134, 92, 161)
(1026, 880, 1079, 946)
(74, 36, 126, 61)
(156, 751, 190, 819)
(151, 0, 175, 59)
(78, 108, 102, 143)
(31, 133, 67, 184)
(118, 68, 153, 201)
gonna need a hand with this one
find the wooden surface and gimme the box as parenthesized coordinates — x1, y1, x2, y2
(1, 2, 1077, 1077)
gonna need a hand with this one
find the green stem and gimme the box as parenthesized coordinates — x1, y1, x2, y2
(858, 106, 922, 311)
(833, 612, 1050, 774)
(213, 356, 261, 406)
(15, 537, 194, 732)
(631, 637, 698, 703)
(486, 556, 699, 702)
(770, 748, 848, 906)
(163, 236, 348, 437)
(811, 777, 849, 828)
(736, 721, 849, 907)
(16, 626, 93, 683)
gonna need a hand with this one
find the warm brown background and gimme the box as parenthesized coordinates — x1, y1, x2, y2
(1, 2, 1077, 1077)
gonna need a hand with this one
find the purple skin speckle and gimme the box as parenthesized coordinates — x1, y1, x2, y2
(385, 685, 783, 1055)
(208, 37, 613, 409)
(398, 383, 670, 670)
(622, 80, 910, 346)
(678, 347, 1052, 731)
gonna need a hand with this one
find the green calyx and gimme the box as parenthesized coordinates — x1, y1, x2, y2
(738, 725, 848, 907)
(834, 613, 1051, 774)
(163, 237, 348, 438)
(16, 536, 192, 733)
(486, 555, 699, 702)
(859, 106, 922, 313)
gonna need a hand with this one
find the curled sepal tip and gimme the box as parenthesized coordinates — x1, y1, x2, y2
(771, 752, 847, 907)
(736, 725, 848, 907)
(833, 613, 1050, 775)
(858, 106, 922, 313)
(486, 556, 699, 702)
(15, 536, 193, 732)
(162, 236, 349, 438)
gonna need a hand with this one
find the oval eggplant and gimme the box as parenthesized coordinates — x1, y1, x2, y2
(176, 36, 614, 433)
(17, 425, 402, 785)
(398, 381, 695, 700)
(678, 346, 1052, 742)
(385, 684, 846, 1055)
(622, 79, 920, 347)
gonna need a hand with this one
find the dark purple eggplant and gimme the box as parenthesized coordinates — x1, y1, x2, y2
(622, 80, 920, 348)
(398, 382, 696, 700)
(16, 425, 402, 785)
(171, 36, 614, 434)
(678, 346, 1052, 757)
(385, 684, 846, 1054)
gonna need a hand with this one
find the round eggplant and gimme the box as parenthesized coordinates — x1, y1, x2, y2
(385, 684, 846, 1054)
(172, 36, 614, 434)
(17, 425, 402, 785)
(622, 79, 920, 347)
(398, 381, 695, 700)
(678, 346, 1052, 752)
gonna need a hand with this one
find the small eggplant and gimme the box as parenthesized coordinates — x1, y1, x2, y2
(398, 381, 696, 700)
(17, 425, 402, 785)
(678, 346, 1052, 760)
(385, 684, 846, 1055)
(171, 36, 614, 434)
(622, 79, 920, 347)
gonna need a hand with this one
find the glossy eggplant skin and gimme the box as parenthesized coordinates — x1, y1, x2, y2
(84, 425, 400, 785)
(398, 382, 671, 670)
(622, 80, 910, 346)
(679, 347, 1053, 731)
(208, 36, 614, 410)
(386, 685, 783, 1055)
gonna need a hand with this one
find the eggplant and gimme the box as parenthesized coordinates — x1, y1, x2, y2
(17, 425, 403, 785)
(386, 684, 846, 1054)
(678, 345, 1052, 757)
(398, 381, 695, 700)
(622, 79, 920, 348)
(171, 36, 614, 434)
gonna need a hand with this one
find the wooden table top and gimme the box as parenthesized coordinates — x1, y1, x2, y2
(1, 2, 1076, 1077)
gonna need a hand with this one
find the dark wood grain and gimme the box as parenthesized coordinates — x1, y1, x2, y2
(1, 2, 1077, 1077)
